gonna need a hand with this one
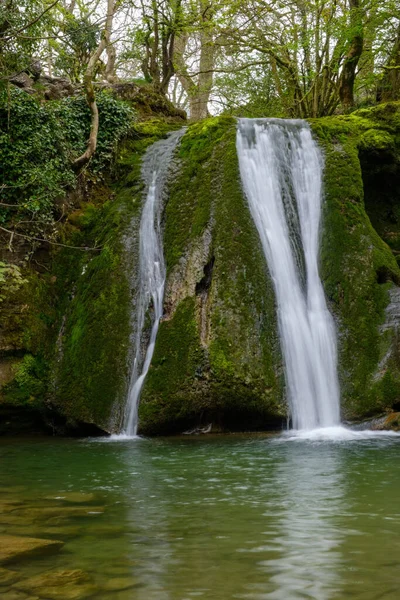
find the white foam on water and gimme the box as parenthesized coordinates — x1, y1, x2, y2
(279, 426, 400, 442)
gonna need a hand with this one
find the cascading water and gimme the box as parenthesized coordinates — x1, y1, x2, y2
(237, 118, 340, 431)
(122, 129, 185, 437)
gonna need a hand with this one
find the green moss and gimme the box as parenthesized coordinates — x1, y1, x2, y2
(50, 123, 176, 430)
(3, 354, 48, 408)
(0, 119, 178, 431)
(311, 102, 400, 420)
(164, 116, 233, 270)
(139, 297, 203, 433)
(139, 117, 283, 434)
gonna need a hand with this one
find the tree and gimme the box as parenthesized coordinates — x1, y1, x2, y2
(377, 18, 400, 101)
(211, 0, 369, 117)
(339, 0, 364, 110)
(174, 0, 216, 119)
(73, 0, 118, 169)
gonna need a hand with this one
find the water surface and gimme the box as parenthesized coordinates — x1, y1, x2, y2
(1, 434, 399, 599)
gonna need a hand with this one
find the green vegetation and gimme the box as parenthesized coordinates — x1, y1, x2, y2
(139, 116, 284, 434)
(0, 88, 134, 237)
(0, 92, 176, 431)
(312, 102, 400, 419)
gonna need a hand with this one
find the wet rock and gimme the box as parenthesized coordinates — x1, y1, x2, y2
(0, 535, 63, 564)
(183, 423, 212, 435)
(0, 515, 34, 527)
(14, 569, 97, 600)
(13, 506, 104, 522)
(372, 412, 400, 431)
(43, 492, 95, 504)
(0, 503, 22, 514)
(9, 525, 82, 540)
(0, 567, 20, 586)
(1, 591, 39, 600)
(102, 577, 137, 592)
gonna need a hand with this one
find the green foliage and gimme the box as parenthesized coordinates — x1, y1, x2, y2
(4, 354, 48, 408)
(140, 116, 284, 434)
(0, 262, 26, 302)
(51, 122, 173, 430)
(0, 0, 50, 80)
(53, 15, 100, 82)
(0, 88, 134, 237)
(311, 102, 400, 419)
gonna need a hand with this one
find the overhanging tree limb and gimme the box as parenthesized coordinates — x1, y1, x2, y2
(0, 0, 60, 42)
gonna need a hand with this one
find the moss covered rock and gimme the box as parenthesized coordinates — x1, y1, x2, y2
(311, 101, 400, 421)
(139, 117, 284, 434)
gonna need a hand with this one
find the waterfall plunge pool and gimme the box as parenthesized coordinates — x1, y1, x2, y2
(0, 433, 400, 600)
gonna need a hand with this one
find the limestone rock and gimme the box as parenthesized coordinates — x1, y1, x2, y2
(0, 535, 63, 564)
(9, 73, 33, 89)
(14, 569, 97, 600)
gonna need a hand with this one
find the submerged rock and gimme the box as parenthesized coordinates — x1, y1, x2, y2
(0, 535, 63, 564)
(14, 569, 97, 600)
(0, 567, 20, 586)
(101, 577, 137, 592)
(12, 506, 104, 522)
(43, 492, 95, 504)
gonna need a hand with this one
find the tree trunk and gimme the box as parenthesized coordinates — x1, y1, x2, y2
(105, 41, 117, 83)
(174, 2, 215, 120)
(339, 0, 364, 111)
(377, 22, 400, 102)
(73, 0, 115, 170)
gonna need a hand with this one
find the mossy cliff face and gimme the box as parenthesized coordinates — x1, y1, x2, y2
(139, 117, 284, 434)
(311, 102, 400, 421)
(0, 119, 179, 434)
(3, 95, 400, 435)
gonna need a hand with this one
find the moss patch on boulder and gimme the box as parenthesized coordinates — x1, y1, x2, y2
(139, 116, 284, 434)
(311, 101, 400, 420)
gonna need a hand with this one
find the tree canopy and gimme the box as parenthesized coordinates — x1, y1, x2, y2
(1, 0, 399, 119)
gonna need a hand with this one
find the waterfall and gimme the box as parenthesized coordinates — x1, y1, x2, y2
(236, 118, 340, 430)
(122, 129, 185, 437)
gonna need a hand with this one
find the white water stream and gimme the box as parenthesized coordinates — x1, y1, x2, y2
(122, 129, 184, 436)
(237, 119, 341, 430)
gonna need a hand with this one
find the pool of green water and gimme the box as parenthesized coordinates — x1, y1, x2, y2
(0, 433, 399, 599)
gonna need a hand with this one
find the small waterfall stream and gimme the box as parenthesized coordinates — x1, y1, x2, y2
(237, 119, 340, 430)
(122, 129, 184, 436)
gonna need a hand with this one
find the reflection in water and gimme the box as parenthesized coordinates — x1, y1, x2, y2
(1, 436, 400, 600)
(120, 440, 173, 600)
(258, 446, 345, 600)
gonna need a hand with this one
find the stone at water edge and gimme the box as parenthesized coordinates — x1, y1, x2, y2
(7, 525, 83, 540)
(0, 535, 63, 564)
(13, 569, 98, 600)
